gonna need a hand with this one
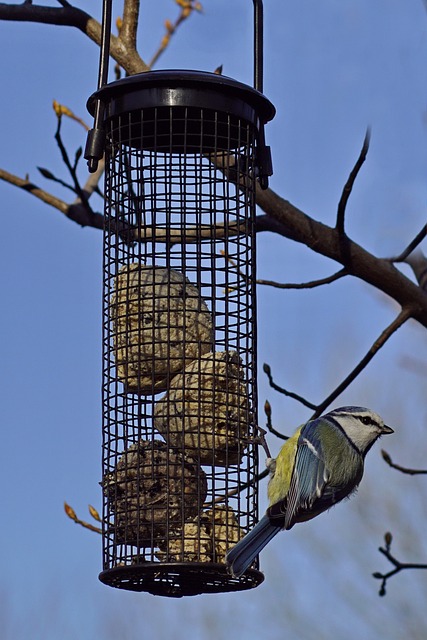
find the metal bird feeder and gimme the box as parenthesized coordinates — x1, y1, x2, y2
(85, 0, 275, 597)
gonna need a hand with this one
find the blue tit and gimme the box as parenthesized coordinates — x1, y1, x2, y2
(226, 406, 394, 578)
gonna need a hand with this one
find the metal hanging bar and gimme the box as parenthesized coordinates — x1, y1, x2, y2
(84, 0, 113, 173)
(253, 0, 263, 93)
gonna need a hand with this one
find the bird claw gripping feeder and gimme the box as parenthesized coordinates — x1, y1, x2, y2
(85, 0, 275, 597)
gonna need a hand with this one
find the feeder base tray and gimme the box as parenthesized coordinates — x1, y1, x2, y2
(99, 562, 264, 597)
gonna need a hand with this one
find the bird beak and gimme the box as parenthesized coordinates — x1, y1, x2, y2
(381, 425, 394, 435)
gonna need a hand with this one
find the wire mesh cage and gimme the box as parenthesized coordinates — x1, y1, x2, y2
(88, 71, 275, 596)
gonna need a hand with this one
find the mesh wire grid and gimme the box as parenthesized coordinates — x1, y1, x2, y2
(101, 103, 263, 596)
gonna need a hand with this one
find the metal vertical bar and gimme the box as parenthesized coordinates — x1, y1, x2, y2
(85, 0, 113, 172)
(253, 0, 263, 93)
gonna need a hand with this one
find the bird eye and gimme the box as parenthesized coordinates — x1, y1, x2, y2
(361, 416, 372, 426)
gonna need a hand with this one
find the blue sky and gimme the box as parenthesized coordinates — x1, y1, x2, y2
(1, 1, 427, 638)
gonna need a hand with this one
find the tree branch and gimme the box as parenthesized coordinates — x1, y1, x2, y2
(0, 167, 69, 214)
(263, 399, 289, 442)
(404, 250, 427, 291)
(1, 4, 425, 329)
(336, 128, 370, 235)
(381, 450, 427, 475)
(120, 0, 139, 51)
(263, 363, 317, 410)
(256, 268, 347, 290)
(263, 308, 412, 424)
(0, 2, 149, 74)
(0, 168, 104, 229)
(389, 224, 427, 263)
(148, 0, 203, 69)
(373, 532, 427, 596)
(254, 187, 427, 329)
(312, 307, 412, 417)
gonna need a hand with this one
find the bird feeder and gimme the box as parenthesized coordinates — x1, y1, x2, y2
(85, 0, 275, 597)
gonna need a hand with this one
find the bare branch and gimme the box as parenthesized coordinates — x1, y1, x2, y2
(254, 187, 427, 329)
(404, 249, 427, 291)
(54, 115, 93, 216)
(263, 363, 317, 411)
(120, 0, 139, 51)
(389, 224, 427, 263)
(133, 221, 247, 244)
(52, 99, 89, 131)
(0, 2, 149, 74)
(336, 128, 370, 235)
(263, 399, 289, 442)
(148, 1, 203, 69)
(0, 167, 104, 229)
(64, 501, 102, 534)
(256, 268, 347, 290)
(373, 532, 427, 596)
(381, 450, 427, 475)
(0, 167, 69, 214)
(263, 309, 412, 423)
(79, 157, 105, 201)
(312, 308, 412, 417)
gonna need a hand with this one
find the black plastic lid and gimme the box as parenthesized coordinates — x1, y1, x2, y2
(87, 70, 276, 126)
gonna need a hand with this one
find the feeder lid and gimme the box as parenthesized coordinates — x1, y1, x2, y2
(87, 69, 276, 124)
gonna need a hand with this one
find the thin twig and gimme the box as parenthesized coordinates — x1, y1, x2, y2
(373, 532, 427, 596)
(388, 224, 427, 263)
(0, 167, 105, 229)
(148, 1, 202, 69)
(405, 252, 427, 291)
(312, 307, 412, 417)
(54, 115, 94, 218)
(52, 100, 89, 131)
(263, 363, 317, 410)
(264, 399, 289, 442)
(37, 166, 75, 193)
(263, 309, 412, 421)
(0, 167, 69, 213)
(381, 450, 427, 475)
(256, 268, 347, 290)
(64, 502, 102, 534)
(336, 128, 370, 235)
(0, 2, 149, 74)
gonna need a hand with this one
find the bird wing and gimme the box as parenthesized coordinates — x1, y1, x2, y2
(283, 420, 329, 530)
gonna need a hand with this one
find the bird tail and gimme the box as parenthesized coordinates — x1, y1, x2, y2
(226, 515, 281, 578)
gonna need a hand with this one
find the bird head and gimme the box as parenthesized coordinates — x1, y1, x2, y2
(325, 406, 394, 456)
